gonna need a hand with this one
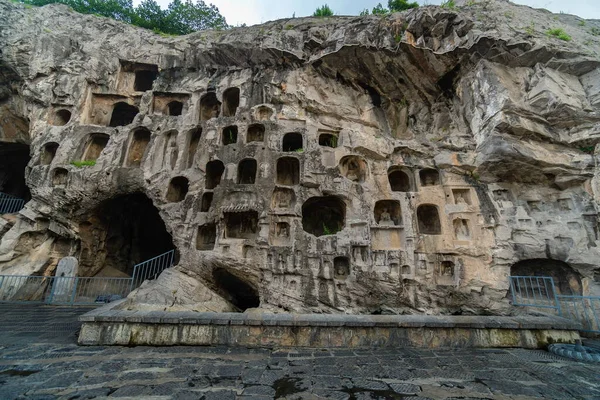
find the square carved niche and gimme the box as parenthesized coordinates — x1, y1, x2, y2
(452, 189, 472, 205)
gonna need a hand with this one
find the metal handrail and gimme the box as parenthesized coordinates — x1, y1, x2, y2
(130, 249, 175, 291)
(0, 192, 25, 214)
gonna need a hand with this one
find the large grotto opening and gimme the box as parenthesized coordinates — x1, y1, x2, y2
(78, 192, 174, 277)
(0, 142, 31, 203)
(302, 196, 345, 236)
(510, 259, 582, 295)
(211, 267, 259, 311)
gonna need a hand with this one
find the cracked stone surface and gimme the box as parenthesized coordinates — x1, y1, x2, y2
(1, 305, 600, 399)
(0, 0, 600, 316)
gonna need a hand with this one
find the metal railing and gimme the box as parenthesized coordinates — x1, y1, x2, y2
(557, 295, 600, 334)
(0, 192, 25, 214)
(508, 275, 561, 313)
(509, 275, 599, 334)
(0, 250, 176, 306)
(130, 249, 175, 290)
(0, 275, 131, 305)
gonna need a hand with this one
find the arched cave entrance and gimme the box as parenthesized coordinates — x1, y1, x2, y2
(78, 192, 175, 277)
(212, 267, 259, 311)
(302, 196, 345, 236)
(510, 259, 582, 295)
(0, 142, 31, 202)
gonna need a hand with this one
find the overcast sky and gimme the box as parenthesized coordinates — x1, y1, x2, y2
(141, 0, 599, 26)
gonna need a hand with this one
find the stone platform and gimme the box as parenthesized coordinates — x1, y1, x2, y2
(78, 301, 581, 349)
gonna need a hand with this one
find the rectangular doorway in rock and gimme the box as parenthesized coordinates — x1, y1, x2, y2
(223, 211, 258, 239)
(276, 157, 300, 185)
(196, 223, 217, 251)
(186, 127, 201, 169)
(152, 93, 190, 116)
(126, 128, 151, 167)
(318, 131, 339, 148)
(237, 159, 257, 184)
(82, 133, 109, 162)
(222, 126, 238, 145)
(118, 60, 159, 93)
(247, 124, 265, 143)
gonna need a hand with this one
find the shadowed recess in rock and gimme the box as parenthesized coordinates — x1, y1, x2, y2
(302, 196, 345, 236)
(41, 142, 58, 165)
(417, 204, 441, 234)
(211, 267, 259, 311)
(82, 133, 109, 162)
(0, 142, 31, 201)
(510, 259, 582, 295)
(222, 87, 240, 117)
(78, 192, 174, 276)
(126, 128, 151, 167)
(109, 102, 138, 127)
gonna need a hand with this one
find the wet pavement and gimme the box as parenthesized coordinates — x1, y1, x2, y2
(0, 304, 599, 399)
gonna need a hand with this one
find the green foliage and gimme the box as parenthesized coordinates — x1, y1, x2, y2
(578, 20, 586, 26)
(322, 223, 333, 235)
(591, 27, 600, 36)
(394, 33, 402, 42)
(524, 22, 535, 35)
(71, 160, 96, 167)
(17, 0, 228, 35)
(295, 148, 304, 153)
(285, 24, 293, 30)
(388, 0, 418, 12)
(441, 0, 456, 9)
(313, 4, 333, 17)
(372, 3, 388, 15)
(546, 28, 572, 41)
(579, 145, 595, 154)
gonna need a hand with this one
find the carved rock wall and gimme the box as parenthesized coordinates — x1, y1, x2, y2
(0, 0, 599, 314)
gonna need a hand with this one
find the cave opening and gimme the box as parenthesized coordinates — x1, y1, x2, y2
(319, 133, 338, 148)
(82, 133, 109, 162)
(222, 125, 238, 145)
(237, 159, 257, 184)
(212, 267, 259, 311)
(510, 259, 582, 296)
(134, 69, 158, 92)
(109, 102, 139, 127)
(276, 157, 299, 186)
(200, 92, 221, 121)
(127, 128, 151, 167)
(247, 123, 265, 143)
(52, 168, 68, 186)
(282, 132, 303, 152)
(302, 196, 345, 237)
(388, 167, 412, 192)
(222, 87, 240, 117)
(166, 176, 189, 203)
(417, 204, 441, 235)
(0, 142, 31, 201)
(205, 160, 225, 189)
(41, 142, 59, 165)
(167, 101, 184, 116)
(79, 192, 174, 277)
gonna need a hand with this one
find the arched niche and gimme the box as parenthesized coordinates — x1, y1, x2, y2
(196, 223, 216, 250)
(302, 196, 345, 236)
(510, 259, 582, 295)
(41, 142, 59, 165)
(200, 192, 213, 212)
(374, 200, 401, 226)
(50, 109, 72, 126)
(417, 204, 441, 235)
(82, 133, 109, 162)
(276, 157, 300, 186)
(166, 176, 189, 203)
(186, 127, 202, 169)
(282, 132, 303, 152)
(109, 102, 138, 127)
(247, 124, 265, 143)
(222, 87, 240, 117)
(126, 128, 151, 167)
(167, 101, 184, 116)
(420, 168, 440, 187)
(237, 159, 257, 184)
(388, 167, 413, 192)
(205, 160, 225, 189)
(339, 155, 368, 183)
(199, 92, 221, 121)
(222, 125, 238, 145)
(162, 130, 178, 170)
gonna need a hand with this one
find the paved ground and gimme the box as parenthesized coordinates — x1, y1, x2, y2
(0, 304, 599, 400)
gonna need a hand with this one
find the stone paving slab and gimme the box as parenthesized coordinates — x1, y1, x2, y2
(1, 304, 600, 400)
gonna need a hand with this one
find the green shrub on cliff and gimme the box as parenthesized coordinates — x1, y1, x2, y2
(17, 0, 228, 35)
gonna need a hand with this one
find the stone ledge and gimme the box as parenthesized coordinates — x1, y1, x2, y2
(78, 304, 581, 348)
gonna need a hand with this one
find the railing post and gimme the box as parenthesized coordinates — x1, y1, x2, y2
(69, 277, 79, 305)
(549, 278, 561, 316)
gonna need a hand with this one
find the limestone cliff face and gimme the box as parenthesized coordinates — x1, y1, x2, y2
(0, 0, 599, 314)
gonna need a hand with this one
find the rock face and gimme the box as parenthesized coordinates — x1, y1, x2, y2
(0, 0, 599, 315)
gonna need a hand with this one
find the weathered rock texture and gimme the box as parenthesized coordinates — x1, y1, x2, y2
(1, 0, 599, 315)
